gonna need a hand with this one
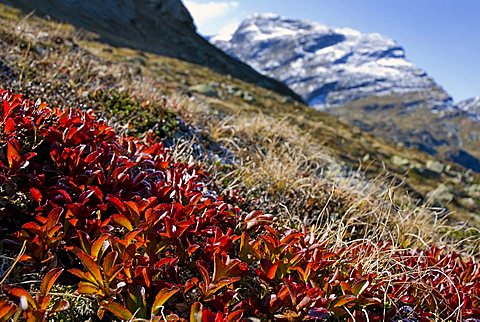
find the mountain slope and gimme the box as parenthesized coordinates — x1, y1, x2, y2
(0, 0, 302, 101)
(211, 13, 450, 108)
(457, 96, 480, 121)
(212, 14, 480, 172)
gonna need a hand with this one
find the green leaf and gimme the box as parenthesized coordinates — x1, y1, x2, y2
(127, 285, 147, 319)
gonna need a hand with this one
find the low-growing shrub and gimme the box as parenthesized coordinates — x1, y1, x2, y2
(0, 88, 478, 321)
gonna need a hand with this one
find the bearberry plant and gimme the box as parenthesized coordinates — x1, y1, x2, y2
(0, 88, 478, 321)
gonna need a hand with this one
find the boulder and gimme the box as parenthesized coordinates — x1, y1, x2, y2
(190, 84, 218, 98)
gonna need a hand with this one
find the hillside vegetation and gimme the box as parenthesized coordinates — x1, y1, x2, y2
(0, 4, 479, 321)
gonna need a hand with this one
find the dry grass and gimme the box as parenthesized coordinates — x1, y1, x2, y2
(171, 95, 480, 257)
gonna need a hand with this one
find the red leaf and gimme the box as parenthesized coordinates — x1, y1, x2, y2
(352, 280, 369, 297)
(227, 310, 243, 322)
(3, 100, 12, 120)
(0, 300, 16, 321)
(106, 195, 127, 213)
(91, 235, 110, 261)
(4, 117, 15, 134)
(77, 282, 103, 296)
(9, 288, 36, 310)
(332, 294, 356, 308)
(110, 214, 133, 231)
(40, 267, 63, 296)
(68, 268, 94, 284)
(6, 141, 20, 169)
(400, 295, 415, 304)
(76, 252, 103, 286)
(102, 251, 118, 276)
(102, 301, 132, 321)
(30, 187, 42, 203)
(50, 299, 69, 314)
(45, 207, 63, 231)
(151, 287, 180, 315)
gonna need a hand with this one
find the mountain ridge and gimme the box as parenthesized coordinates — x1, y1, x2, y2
(0, 0, 303, 102)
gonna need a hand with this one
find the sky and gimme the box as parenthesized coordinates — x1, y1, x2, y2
(182, 0, 480, 102)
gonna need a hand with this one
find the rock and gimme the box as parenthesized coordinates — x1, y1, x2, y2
(190, 84, 218, 98)
(466, 184, 480, 198)
(6, 0, 302, 101)
(234, 90, 255, 102)
(391, 155, 410, 168)
(243, 93, 255, 102)
(427, 184, 454, 205)
(425, 160, 444, 174)
(281, 96, 294, 104)
(127, 56, 147, 66)
(457, 198, 476, 210)
(413, 166, 440, 179)
(224, 85, 240, 95)
(457, 96, 480, 122)
(445, 150, 480, 173)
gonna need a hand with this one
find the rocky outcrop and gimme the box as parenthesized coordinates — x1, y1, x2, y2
(0, 0, 302, 101)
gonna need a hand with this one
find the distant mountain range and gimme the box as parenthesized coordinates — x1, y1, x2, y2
(211, 14, 480, 171)
(0, 0, 301, 101)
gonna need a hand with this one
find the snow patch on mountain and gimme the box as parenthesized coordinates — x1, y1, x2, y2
(457, 96, 480, 121)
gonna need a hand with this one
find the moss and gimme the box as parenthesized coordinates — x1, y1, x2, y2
(88, 90, 179, 138)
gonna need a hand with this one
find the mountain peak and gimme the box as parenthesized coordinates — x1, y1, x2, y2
(211, 14, 450, 108)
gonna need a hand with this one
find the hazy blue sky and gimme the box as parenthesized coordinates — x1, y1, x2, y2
(182, 0, 480, 101)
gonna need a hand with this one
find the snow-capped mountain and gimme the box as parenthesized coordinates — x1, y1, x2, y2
(211, 13, 451, 108)
(457, 96, 480, 122)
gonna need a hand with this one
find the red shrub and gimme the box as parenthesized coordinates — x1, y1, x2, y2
(0, 88, 478, 321)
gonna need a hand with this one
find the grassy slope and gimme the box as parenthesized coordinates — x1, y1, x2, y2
(84, 39, 480, 226)
(0, 2, 478, 252)
(329, 92, 480, 171)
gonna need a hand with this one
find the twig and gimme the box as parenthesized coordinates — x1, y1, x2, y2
(0, 240, 27, 286)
